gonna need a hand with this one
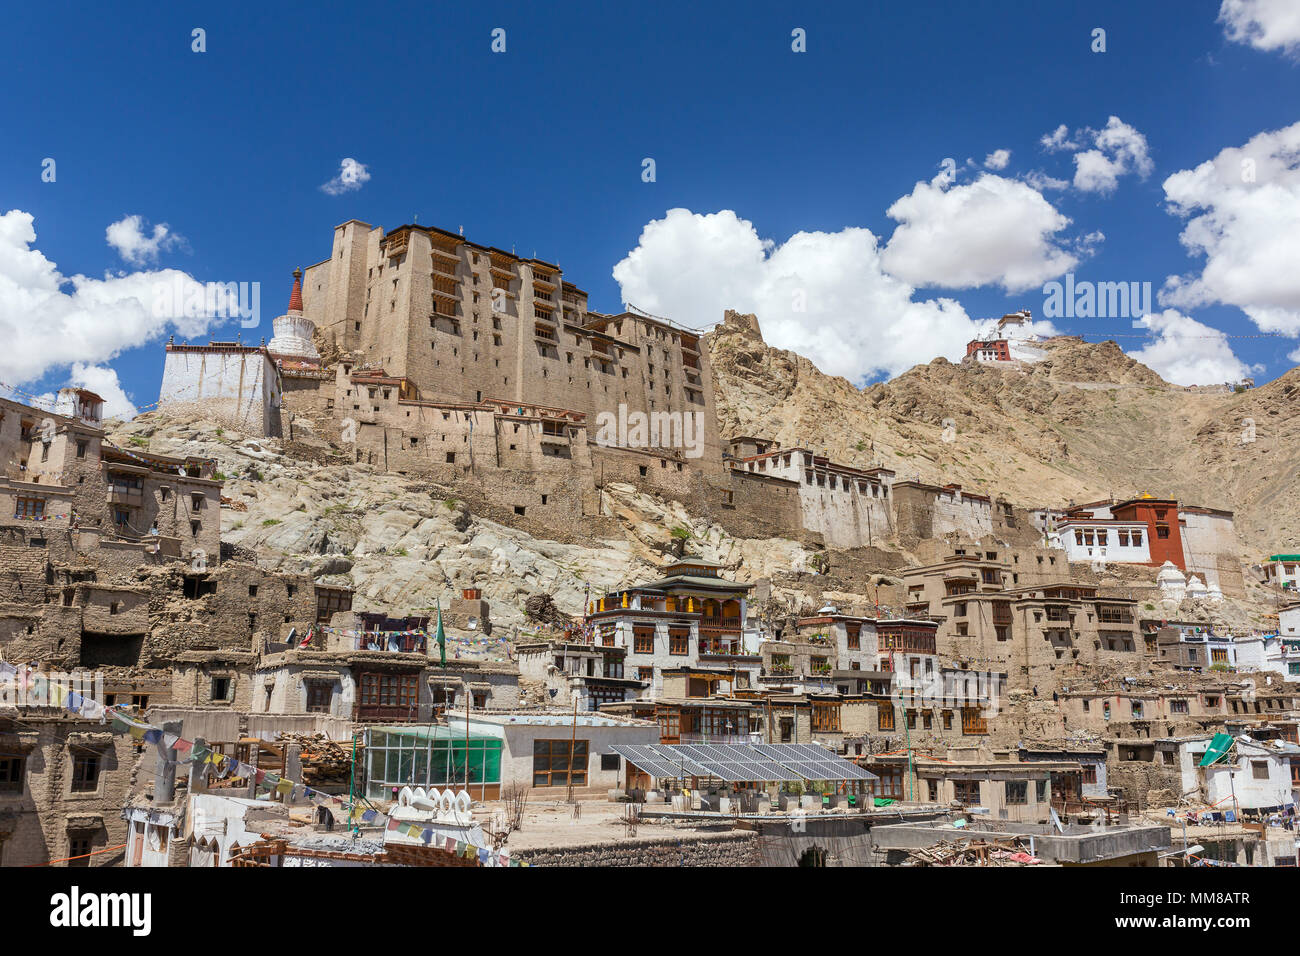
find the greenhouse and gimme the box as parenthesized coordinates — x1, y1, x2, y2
(365, 725, 503, 801)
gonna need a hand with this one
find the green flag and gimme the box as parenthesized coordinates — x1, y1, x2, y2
(436, 598, 447, 666)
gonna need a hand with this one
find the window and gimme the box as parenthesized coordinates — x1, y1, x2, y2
(533, 739, 588, 787)
(358, 673, 418, 711)
(669, 629, 689, 656)
(961, 708, 987, 735)
(953, 780, 980, 804)
(1170, 699, 1189, 714)
(67, 833, 94, 867)
(1005, 780, 1028, 804)
(877, 702, 895, 731)
(633, 627, 654, 654)
(306, 681, 333, 714)
(600, 753, 620, 772)
(14, 498, 45, 519)
(1252, 760, 1270, 780)
(637, 667, 654, 682)
(1035, 780, 1048, 803)
(70, 752, 100, 792)
(211, 677, 231, 702)
(811, 703, 841, 733)
(846, 624, 860, 650)
(0, 756, 23, 791)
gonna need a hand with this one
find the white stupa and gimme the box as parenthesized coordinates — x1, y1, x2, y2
(1206, 582, 1224, 603)
(1157, 561, 1187, 602)
(267, 268, 320, 363)
(1186, 575, 1209, 601)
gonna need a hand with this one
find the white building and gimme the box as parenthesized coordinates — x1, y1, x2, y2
(1262, 554, 1300, 592)
(53, 387, 104, 425)
(1050, 517, 1150, 565)
(730, 442, 895, 549)
(1180, 735, 1299, 814)
(158, 340, 282, 437)
(449, 709, 659, 796)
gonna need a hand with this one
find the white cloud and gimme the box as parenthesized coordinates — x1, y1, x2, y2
(1074, 117, 1153, 194)
(1025, 170, 1070, 192)
(984, 149, 1011, 170)
(1040, 125, 1079, 152)
(1128, 309, 1260, 385)
(0, 209, 232, 401)
(1159, 121, 1300, 334)
(106, 215, 185, 266)
(1038, 117, 1153, 195)
(1219, 0, 1300, 56)
(881, 172, 1080, 293)
(320, 158, 371, 196)
(611, 208, 977, 383)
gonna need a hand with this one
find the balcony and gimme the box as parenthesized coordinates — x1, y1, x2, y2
(354, 633, 427, 654)
(699, 640, 755, 658)
(108, 486, 143, 506)
(700, 616, 741, 630)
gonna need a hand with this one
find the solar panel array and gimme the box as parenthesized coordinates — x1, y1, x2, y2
(609, 743, 877, 783)
(753, 743, 877, 782)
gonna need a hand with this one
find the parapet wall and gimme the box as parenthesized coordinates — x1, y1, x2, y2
(514, 828, 759, 867)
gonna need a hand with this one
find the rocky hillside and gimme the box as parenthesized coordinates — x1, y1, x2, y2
(108, 417, 817, 632)
(707, 312, 1300, 557)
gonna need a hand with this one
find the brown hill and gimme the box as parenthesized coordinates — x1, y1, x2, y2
(706, 311, 1300, 558)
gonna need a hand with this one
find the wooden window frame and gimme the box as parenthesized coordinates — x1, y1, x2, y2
(532, 738, 588, 788)
(70, 752, 100, 793)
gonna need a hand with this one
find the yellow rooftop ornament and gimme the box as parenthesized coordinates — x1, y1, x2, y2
(621, 592, 629, 608)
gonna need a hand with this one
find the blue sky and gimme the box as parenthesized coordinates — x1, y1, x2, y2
(3, 0, 1299, 415)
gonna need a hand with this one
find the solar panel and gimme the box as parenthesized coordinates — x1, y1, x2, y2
(610, 745, 692, 779)
(750, 743, 879, 781)
(615, 742, 876, 783)
(669, 745, 751, 782)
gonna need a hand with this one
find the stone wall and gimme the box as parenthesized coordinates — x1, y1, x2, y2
(514, 828, 759, 867)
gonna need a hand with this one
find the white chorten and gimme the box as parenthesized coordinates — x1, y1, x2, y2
(1157, 561, 1186, 601)
(267, 268, 320, 363)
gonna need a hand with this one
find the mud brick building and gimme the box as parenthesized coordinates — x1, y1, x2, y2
(900, 549, 1143, 693)
(0, 708, 140, 867)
